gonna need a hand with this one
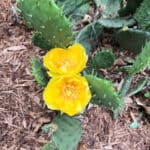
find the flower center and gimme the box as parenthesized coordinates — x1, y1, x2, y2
(56, 59, 75, 72)
(62, 82, 77, 100)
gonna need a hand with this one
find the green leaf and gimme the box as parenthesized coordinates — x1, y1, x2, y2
(31, 58, 49, 87)
(114, 29, 150, 54)
(128, 42, 150, 76)
(84, 74, 124, 117)
(75, 21, 103, 54)
(98, 18, 135, 28)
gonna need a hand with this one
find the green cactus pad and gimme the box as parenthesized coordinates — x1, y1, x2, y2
(134, 0, 150, 31)
(114, 29, 150, 54)
(90, 50, 115, 69)
(31, 58, 49, 87)
(98, 18, 135, 28)
(41, 141, 58, 150)
(95, 0, 120, 18)
(84, 74, 124, 117)
(32, 32, 51, 50)
(55, 0, 89, 22)
(128, 42, 150, 76)
(119, 0, 143, 17)
(51, 114, 82, 150)
(18, 0, 73, 48)
(75, 21, 103, 54)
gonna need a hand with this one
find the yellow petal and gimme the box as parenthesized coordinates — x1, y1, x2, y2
(43, 43, 87, 76)
(43, 74, 91, 116)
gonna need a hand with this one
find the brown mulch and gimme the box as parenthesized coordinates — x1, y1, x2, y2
(0, 1, 150, 150)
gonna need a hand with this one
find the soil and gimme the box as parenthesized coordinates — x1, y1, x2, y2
(0, 0, 150, 150)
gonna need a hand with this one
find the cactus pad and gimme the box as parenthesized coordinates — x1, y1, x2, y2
(114, 29, 150, 54)
(51, 114, 82, 150)
(90, 50, 115, 69)
(31, 58, 49, 87)
(84, 74, 124, 117)
(32, 32, 51, 50)
(17, 0, 73, 48)
(134, 0, 150, 31)
(95, 0, 120, 18)
(128, 42, 150, 76)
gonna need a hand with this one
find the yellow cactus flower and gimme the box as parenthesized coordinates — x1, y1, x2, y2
(44, 43, 87, 76)
(43, 74, 91, 116)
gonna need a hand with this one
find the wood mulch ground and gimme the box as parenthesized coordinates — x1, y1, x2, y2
(0, 0, 150, 150)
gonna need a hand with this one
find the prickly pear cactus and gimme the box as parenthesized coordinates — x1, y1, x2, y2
(119, 0, 143, 16)
(90, 50, 115, 69)
(84, 74, 124, 118)
(17, 0, 73, 48)
(31, 58, 49, 87)
(42, 114, 82, 150)
(128, 42, 150, 76)
(114, 29, 150, 54)
(95, 0, 120, 18)
(75, 21, 103, 54)
(134, 0, 150, 31)
(98, 18, 135, 28)
(55, 0, 89, 22)
(32, 32, 51, 50)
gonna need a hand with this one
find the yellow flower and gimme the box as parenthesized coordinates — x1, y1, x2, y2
(44, 43, 87, 76)
(43, 74, 91, 116)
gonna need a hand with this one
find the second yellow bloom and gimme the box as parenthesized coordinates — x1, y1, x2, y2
(44, 43, 87, 76)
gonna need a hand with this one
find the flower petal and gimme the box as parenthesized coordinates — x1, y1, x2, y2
(43, 43, 87, 76)
(43, 74, 91, 116)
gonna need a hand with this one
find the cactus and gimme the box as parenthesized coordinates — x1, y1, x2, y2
(90, 50, 115, 69)
(17, 0, 73, 48)
(134, 0, 150, 31)
(127, 77, 148, 96)
(55, 0, 89, 22)
(114, 29, 150, 54)
(32, 32, 51, 50)
(84, 74, 124, 118)
(41, 141, 58, 150)
(95, 0, 120, 18)
(98, 18, 135, 28)
(119, 0, 143, 16)
(119, 42, 150, 97)
(41, 114, 82, 150)
(75, 21, 103, 54)
(128, 42, 150, 76)
(31, 58, 49, 87)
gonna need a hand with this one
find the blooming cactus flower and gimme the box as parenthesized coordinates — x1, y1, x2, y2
(43, 74, 91, 116)
(44, 43, 87, 76)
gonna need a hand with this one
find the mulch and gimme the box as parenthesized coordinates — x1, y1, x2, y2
(0, 1, 150, 150)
